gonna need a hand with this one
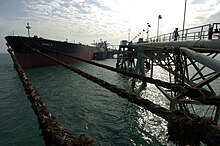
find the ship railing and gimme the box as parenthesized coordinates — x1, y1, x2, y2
(146, 23, 220, 43)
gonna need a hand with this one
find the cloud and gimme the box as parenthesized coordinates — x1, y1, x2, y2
(191, 0, 207, 4)
(0, 0, 26, 20)
(1, 0, 220, 53)
(206, 10, 220, 23)
(20, 0, 123, 46)
(188, 0, 220, 25)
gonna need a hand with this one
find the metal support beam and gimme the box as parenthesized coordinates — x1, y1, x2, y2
(135, 49, 145, 75)
(181, 47, 220, 72)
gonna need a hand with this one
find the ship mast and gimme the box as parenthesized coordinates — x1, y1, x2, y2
(26, 22, 31, 37)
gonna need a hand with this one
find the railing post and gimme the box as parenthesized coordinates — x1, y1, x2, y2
(169, 33, 171, 41)
(200, 26, 203, 40)
(185, 29, 188, 40)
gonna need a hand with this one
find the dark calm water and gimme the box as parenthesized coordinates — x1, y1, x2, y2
(0, 53, 178, 146)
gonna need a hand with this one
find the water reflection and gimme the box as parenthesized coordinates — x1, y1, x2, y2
(20, 59, 218, 145)
(129, 66, 173, 145)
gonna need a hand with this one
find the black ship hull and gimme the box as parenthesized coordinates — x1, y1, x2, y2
(5, 36, 95, 68)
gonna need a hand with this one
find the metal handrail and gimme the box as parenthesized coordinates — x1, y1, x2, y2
(146, 23, 220, 43)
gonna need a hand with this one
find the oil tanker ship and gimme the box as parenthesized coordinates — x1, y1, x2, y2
(5, 23, 96, 68)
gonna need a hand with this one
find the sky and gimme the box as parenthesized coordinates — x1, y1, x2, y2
(0, 0, 220, 53)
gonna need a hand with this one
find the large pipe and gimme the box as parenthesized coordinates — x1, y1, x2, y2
(181, 47, 220, 72)
(131, 39, 220, 50)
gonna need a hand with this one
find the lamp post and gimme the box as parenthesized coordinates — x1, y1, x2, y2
(182, 0, 187, 40)
(147, 23, 151, 41)
(157, 15, 162, 42)
(142, 29, 145, 38)
(128, 29, 131, 42)
(138, 32, 141, 39)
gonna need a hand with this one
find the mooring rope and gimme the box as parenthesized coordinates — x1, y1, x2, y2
(30, 39, 188, 89)
(8, 48, 92, 146)
(20, 40, 220, 145)
(34, 41, 183, 89)
(31, 39, 220, 106)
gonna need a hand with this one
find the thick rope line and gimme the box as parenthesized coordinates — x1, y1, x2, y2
(24, 46, 220, 145)
(29, 39, 183, 89)
(30, 46, 178, 121)
(8, 49, 92, 146)
(18, 38, 220, 145)
(35, 42, 180, 88)
(32, 40, 220, 106)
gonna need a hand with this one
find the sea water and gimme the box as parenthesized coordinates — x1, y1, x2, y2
(0, 53, 187, 146)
